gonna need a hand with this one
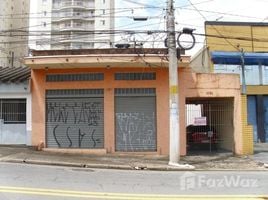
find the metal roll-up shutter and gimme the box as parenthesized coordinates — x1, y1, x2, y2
(115, 88, 157, 152)
(46, 89, 104, 148)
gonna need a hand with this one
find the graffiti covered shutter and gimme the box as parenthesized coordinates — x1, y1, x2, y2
(46, 89, 104, 148)
(115, 88, 157, 152)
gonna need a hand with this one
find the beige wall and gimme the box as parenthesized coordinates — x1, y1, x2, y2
(179, 69, 243, 155)
(190, 46, 212, 73)
(210, 101, 234, 151)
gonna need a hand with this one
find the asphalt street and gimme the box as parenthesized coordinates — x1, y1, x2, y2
(0, 162, 267, 199)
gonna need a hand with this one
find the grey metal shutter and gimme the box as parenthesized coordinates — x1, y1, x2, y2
(46, 89, 104, 149)
(115, 88, 157, 152)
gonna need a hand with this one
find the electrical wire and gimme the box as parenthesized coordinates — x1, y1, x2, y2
(2, 0, 268, 67)
(186, 0, 240, 51)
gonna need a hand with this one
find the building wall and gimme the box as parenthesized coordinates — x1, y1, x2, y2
(205, 21, 268, 146)
(33, 0, 52, 50)
(241, 95, 254, 154)
(31, 67, 171, 154)
(205, 22, 268, 52)
(189, 46, 212, 73)
(0, 83, 32, 146)
(94, 0, 115, 48)
(33, 0, 115, 50)
(31, 66, 244, 155)
(179, 70, 244, 154)
(0, 0, 30, 67)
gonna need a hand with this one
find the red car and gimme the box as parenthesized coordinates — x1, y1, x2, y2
(187, 125, 218, 150)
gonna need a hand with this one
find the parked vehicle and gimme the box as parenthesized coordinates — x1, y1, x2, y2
(186, 125, 218, 151)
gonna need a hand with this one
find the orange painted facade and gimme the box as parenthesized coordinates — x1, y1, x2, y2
(32, 67, 173, 155)
(31, 65, 243, 155)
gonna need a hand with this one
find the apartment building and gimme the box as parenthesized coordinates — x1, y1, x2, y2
(33, 0, 115, 50)
(0, 0, 30, 67)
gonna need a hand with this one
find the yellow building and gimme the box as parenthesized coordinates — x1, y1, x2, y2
(204, 21, 268, 154)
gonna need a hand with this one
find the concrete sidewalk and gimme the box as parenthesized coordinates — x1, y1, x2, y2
(0, 146, 267, 171)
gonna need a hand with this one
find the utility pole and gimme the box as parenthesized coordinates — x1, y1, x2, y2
(167, 0, 180, 164)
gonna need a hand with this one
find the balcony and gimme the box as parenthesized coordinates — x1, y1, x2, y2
(51, 35, 94, 44)
(52, 23, 94, 32)
(52, 11, 94, 22)
(52, 1, 95, 10)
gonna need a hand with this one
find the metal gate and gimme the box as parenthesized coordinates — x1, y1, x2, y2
(186, 98, 234, 152)
(115, 88, 157, 152)
(0, 99, 26, 144)
(46, 89, 104, 148)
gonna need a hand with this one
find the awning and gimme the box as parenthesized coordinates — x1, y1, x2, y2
(0, 67, 30, 83)
(211, 51, 268, 65)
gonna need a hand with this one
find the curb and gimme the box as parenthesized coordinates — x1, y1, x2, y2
(1, 158, 267, 171)
(0, 158, 197, 171)
(4, 159, 131, 170)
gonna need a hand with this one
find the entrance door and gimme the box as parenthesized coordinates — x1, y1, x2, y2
(46, 89, 104, 148)
(115, 88, 156, 152)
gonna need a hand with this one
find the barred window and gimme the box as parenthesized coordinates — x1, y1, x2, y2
(0, 99, 26, 124)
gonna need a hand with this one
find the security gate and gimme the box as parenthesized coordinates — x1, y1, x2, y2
(46, 89, 104, 148)
(186, 98, 234, 153)
(115, 88, 157, 152)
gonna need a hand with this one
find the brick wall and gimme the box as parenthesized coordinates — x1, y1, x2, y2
(241, 95, 254, 154)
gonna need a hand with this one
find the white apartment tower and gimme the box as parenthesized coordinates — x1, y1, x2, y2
(34, 0, 115, 50)
(0, 0, 30, 67)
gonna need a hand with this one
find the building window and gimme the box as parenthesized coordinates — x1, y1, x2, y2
(46, 73, 104, 82)
(0, 99, 26, 124)
(101, 20, 105, 25)
(115, 72, 156, 80)
(103, 0, 105, 4)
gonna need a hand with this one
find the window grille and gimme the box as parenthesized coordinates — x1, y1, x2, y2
(46, 73, 104, 82)
(115, 72, 156, 80)
(0, 99, 26, 124)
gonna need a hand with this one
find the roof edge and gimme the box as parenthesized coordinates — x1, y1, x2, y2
(205, 21, 268, 27)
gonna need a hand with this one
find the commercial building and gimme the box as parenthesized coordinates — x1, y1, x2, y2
(0, 0, 30, 67)
(33, 0, 115, 50)
(204, 21, 268, 152)
(24, 48, 246, 155)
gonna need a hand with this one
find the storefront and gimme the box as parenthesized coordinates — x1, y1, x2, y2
(25, 49, 245, 155)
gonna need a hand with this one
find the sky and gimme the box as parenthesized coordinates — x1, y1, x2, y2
(30, 0, 268, 55)
(114, 0, 268, 55)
